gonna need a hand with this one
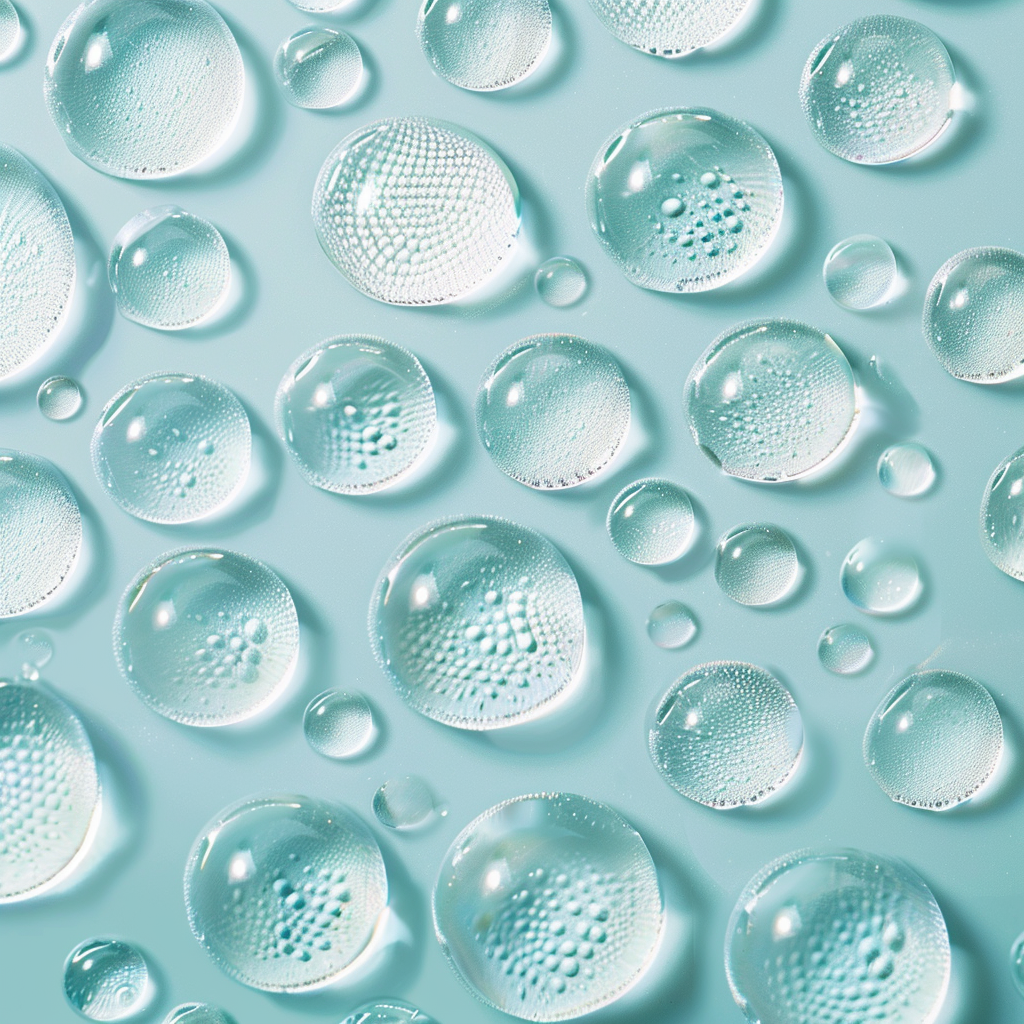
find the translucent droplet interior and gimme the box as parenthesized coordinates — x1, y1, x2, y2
(877, 442, 936, 497)
(823, 235, 897, 309)
(714, 522, 800, 606)
(534, 256, 587, 308)
(817, 624, 873, 675)
(163, 1005, 234, 1024)
(13, 629, 55, 680)
(607, 478, 694, 565)
(646, 601, 697, 649)
(372, 776, 436, 830)
(303, 690, 375, 759)
(980, 445, 1024, 581)
(841, 538, 922, 615)
(38, 376, 84, 422)
(63, 938, 150, 1021)
(275, 27, 363, 110)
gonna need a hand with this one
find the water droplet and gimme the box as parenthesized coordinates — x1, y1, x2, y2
(980, 445, 1024, 581)
(715, 523, 799, 606)
(649, 661, 803, 808)
(841, 537, 922, 615)
(275, 336, 436, 495)
(312, 117, 520, 305)
(184, 795, 388, 991)
(586, 108, 783, 293)
(607, 478, 694, 565)
(646, 601, 697, 649)
(0, 0, 21, 59)
(12, 630, 55, 681)
(433, 793, 663, 1018)
(534, 256, 587, 307)
(370, 515, 584, 730)
(817, 624, 873, 675)
(115, 548, 299, 727)
(923, 247, 1024, 383)
(726, 848, 950, 1024)
(1011, 932, 1024, 998)
(91, 373, 251, 524)
(418, 0, 551, 91)
(823, 235, 897, 309)
(476, 334, 630, 489)
(685, 319, 858, 482)
(799, 15, 955, 165)
(0, 145, 75, 381)
(877, 442, 936, 497)
(0, 450, 82, 618)
(163, 1005, 234, 1024)
(303, 690, 375, 759)
(275, 27, 363, 109)
(372, 776, 436, 830)
(43, 0, 244, 179)
(64, 938, 151, 1021)
(864, 669, 1003, 810)
(341, 1002, 437, 1024)
(37, 376, 84, 421)
(586, 0, 753, 57)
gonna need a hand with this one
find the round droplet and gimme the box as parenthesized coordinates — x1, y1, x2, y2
(476, 334, 630, 489)
(108, 207, 230, 330)
(91, 373, 251, 524)
(372, 776, 436, 830)
(841, 537, 922, 615)
(817, 624, 873, 675)
(274, 27, 363, 109)
(184, 795, 388, 992)
(163, 1006, 233, 1024)
(0, 0, 20, 59)
(370, 515, 584, 730)
(586, 0, 752, 57)
(685, 319, 858, 482)
(726, 848, 951, 1024)
(312, 117, 520, 305)
(0, 145, 75, 381)
(607, 478, 694, 565)
(877, 442, 936, 497)
(0, 450, 82, 618)
(38, 376, 84, 421)
(715, 523, 799, 606)
(12, 629, 55, 681)
(980, 445, 1024, 581)
(534, 256, 587, 308)
(649, 661, 803, 808)
(586, 108, 783, 293)
(115, 549, 299, 727)
(418, 0, 551, 91)
(341, 1002, 438, 1024)
(922, 247, 1024, 383)
(303, 690, 375, 759)
(44, 0, 244, 179)
(64, 938, 151, 1021)
(646, 601, 697, 649)
(1011, 932, 1024, 998)
(433, 793, 663, 1020)
(799, 16, 955, 165)
(0, 681, 99, 902)
(823, 235, 897, 309)
(275, 336, 436, 495)
(864, 669, 1003, 810)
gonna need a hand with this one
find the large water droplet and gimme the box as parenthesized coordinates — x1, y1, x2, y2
(372, 776, 436, 830)
(817, 624, 873, 675)
(823, 235, 897, 309)
(163, 1005, 234, 1024)
(304, 690, 375, 759)
(980, 445, 1024, 581)
(274, 27, 363, 109)
(646, 601, 698, 649)
(64, 938, 151, 1021)
(877, 442, 936, 497)
(341, 1002, 437, 1024)
(0, 0, 20, 59)
(715, 523, 799, 606)
(534, 256, 587, 307)
(586, 0, 752, 57)
(841, 537, 922, 615)
(38, 376, 84, 422)
(607, 478, 694, 565)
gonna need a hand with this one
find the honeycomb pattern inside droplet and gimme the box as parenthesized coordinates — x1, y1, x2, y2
(980, 445, 1024, 581)
(586, 0, 751, 57)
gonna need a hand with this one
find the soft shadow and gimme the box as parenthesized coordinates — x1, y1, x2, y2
(483, 1, 575, 100)
(681, 0, 781, 64)
(652, 493, 714, 583)
(180, 231, 258, 339)
(944, 701, 1023, 816)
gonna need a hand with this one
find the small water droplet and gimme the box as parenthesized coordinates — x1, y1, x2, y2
(37, 376, 84, 421)
(715, 523, 799, 606)
(823, 235, 897, 309)
(841, 537, 922, 615)
(303, 691, 375, 759)
(877, 442, 936, 497)
(372, 776, 436, 830)
(64, 939, 150, 1020)
(275, 27, 363, 109)
(607, 478, 694, 565)
(980, 445, 1024, 581)
(534, 256, 587, 307)
(817, 624, 873, 675)
(646, 601, 697, 649)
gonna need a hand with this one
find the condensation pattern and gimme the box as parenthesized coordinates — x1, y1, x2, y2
(586, 0, 751, 57)
(980, 445, 1024, 581)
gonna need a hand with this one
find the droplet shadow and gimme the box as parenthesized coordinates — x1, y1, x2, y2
(677, 0, 781, 65)
(179, 230, 258, 339)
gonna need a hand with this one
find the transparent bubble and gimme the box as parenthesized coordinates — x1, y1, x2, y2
(534, 257, 587, 308)
(841, 538, 922, 615)
(586, 0, 752, 57)
(312, 117, 520, 305)
(163, 1006, 234, 1024)
(0, 0, 20, 59)
(607, 478, 694, 565)
(303, 690, 375, 759)
(433, 793, 663, 1020)
(38, 376, 84, 422)
(43, 0, 244, 179)
(877, 442, 936, 497)
(864, 669, 1003, 810)
(980, 445, 1024, 581)
(275, 27, 363, 110)
(817, 624, 873, 675)
(685, 319, 858, 482)
(649, 661, 803, 808)
(64, 938, 150, 1021)
(0, 145, 75, 381)
(476, 335, 630, 489)
(715, 523, 799, 606)
(369, 516, 584, 730)
(0, 681, 99, 902)
(823, 235, 897, 309)
(646, 601, 697, 649)
(0, 450, 82, 618)
(799, 16, 955, 165)
(108, 207, 230, 330)
(922, 247, 1024, 384)
(372, 776, 436, 830)
(586, 108, 783, 293)
(184, 795, 388, 992)
(91, 373, 251, 524)
(114, 548, 299, 727)
(1011, 932, 1024, 998)
(275, 336, 436, 495)
(341, 1002, 438, 1024)
(13, 629, 55, 681)
(726, 848, 951, 1024)
(418, 0, 551, 91)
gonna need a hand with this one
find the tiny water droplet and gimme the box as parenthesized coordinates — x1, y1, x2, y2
(372, 776, 436, 830)
(534, 256, 587, 307)
(877, 442, 936, 497)
(64, 938, 150, 1020)
(275, 27, 363, 109)
(646, 601, 697, 649)
(817, 624, 873, 675)
(823, 235, 897, 309)
(303, 691, 375, 759)
(841, 538, 922, 615)
(715, 523, 799, 606)
(607, 478, 694, 565)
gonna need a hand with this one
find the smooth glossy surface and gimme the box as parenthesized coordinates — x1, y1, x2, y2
(63, 938, 150, 1021)
(607, 478, 694, 565)
(37, 376, 83, 421)
(841, 538, 922, 615)
(372, 776, 435, 829)
(646, 601, 698, 649)
(980, 445, 1024, 581)
(534, 257, 587, 308)
(878, 442, 936, 497)
(824, 235, 897, 309)
(341, 1002, 437, 1024)
(714, 523, 799, 606)
(303, 690, 375, 759)
(586, 0, 752, 57)
(817, 624, 873, 675)
(274, 27, 363, 109)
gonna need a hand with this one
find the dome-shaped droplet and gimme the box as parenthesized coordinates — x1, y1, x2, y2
(864, 669, 1003, 810)
(303, 690, 375, 759)
(64, 938, 151, 1021)
(476, 334, 630, 489)
(184, 795, 388, 991)
(586, 108, 783, 293)
(274, 27, 363, 109)
(823, 235, 897, 309)
(372, 776, 436, 830)
(91, 373, 251, 524)
(799, 16, 955, 165)
(714, 523, 799, 606)
(37, 376, 84, 421)
(877, 442, 936, 497)
(646, 601, 698, 649)
(841, 537, 922, 615)
(312, 117, 520, 305)
(685, 319, 858, 482)
(43, 0, 244, 179)
(534, 256, 587, 308)
(980, 445, 1024, 581)
(817, 624, 873, 675)
(607, 478, 694, 565)
(726, 848, 951, 1024)
(586, 0, 752, 57)
(433, 793, 663, 1020)
(370, 516, 584, 730)
(163, 1005, 234, 1024)
(341, 1002, 438, 1024)
(275, 336, 436, 495)
(0, 0, 20, 59)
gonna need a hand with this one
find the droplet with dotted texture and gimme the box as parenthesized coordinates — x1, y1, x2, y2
(817, 624, 873, 675)
(646, 601, 698, 649)
(38, 376, 84, 422)
(534, 256, 587, 307)
(841, 537, 922, 615)
(823, 235, 897, 309)
(63, 938, 151, 1020)
(0, 0, 20, 59)
(714, 523, 800, 606)
(303, 691, 376, 759)
(607, 478, 694, 565)
(274, 27, 363, 110)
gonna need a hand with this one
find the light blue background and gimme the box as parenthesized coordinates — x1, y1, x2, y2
(1, 0, 1022, 1021)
